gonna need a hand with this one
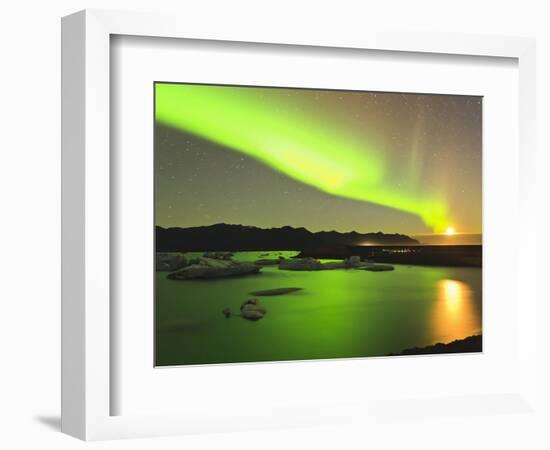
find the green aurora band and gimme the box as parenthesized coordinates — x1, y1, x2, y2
(155, 83, 449, 232)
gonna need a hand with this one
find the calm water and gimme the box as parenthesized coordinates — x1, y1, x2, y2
(155, 251, 482, 366)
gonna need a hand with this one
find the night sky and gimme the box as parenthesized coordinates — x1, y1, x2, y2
(155, 84, 482, 235)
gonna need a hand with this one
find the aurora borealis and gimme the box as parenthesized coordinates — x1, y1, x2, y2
(155, 83, 482, 235)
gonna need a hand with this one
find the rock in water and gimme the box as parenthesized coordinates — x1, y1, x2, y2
(254, 259, 281, 266)
(240, 298, 258, 308)
(345, 255, 361, 267)
(242, 303, 266, 315)
(222, 307, 231, 318)
(321, 262, 347, 270)
(279, 258, 323, 271)
(241, 309, 264, 321)
(156, 253, 187, 272)
(240, 298, 266, 313)
(167, 263, 261, 280)
(240, 299, 267, 320)
(198, 257, 235, 268)
(361, 264, 395, 272)
(249, 287, 303, 296)
(203, 251, 234, 260)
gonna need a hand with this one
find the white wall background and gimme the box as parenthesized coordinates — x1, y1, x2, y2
(0, 1, 548, 449)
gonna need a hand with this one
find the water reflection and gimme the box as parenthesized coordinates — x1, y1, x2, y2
(432, 279, 480, 343)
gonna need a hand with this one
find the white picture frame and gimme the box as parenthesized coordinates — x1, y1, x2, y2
(61, 9, 538, 441)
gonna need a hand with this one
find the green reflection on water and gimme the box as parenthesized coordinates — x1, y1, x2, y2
(155, 252, 482, 366)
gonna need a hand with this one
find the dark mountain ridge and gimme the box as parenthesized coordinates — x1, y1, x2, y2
(156, 223, 418, 252)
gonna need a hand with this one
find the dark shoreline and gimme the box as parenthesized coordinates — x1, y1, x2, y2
(299, 244, 482, 267)
(389, 335, 482, 356)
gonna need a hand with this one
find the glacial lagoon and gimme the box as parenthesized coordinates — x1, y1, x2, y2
(155, 251, 482, 366)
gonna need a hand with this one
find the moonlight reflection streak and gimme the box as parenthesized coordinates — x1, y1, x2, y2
(432, 279, 481, 344)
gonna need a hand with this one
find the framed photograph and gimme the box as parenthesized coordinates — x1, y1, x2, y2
(153, 82, 483, 367)
(62, 9, 538, 441)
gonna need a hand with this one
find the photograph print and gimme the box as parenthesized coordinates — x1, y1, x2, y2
(154, 82, 482, 367)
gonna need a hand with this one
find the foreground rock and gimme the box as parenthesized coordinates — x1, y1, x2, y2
(360, 264, 395, 272)
(168, 259, 261, 280)
(240, 299, 267, 321)
(388, 335, 482, 356)
(249, 287, 302, 296)
(156, 253, 187, 272)
(279, 258, 323, 271)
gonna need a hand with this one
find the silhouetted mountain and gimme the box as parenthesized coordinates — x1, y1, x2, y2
(155, 223, 418, 252)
